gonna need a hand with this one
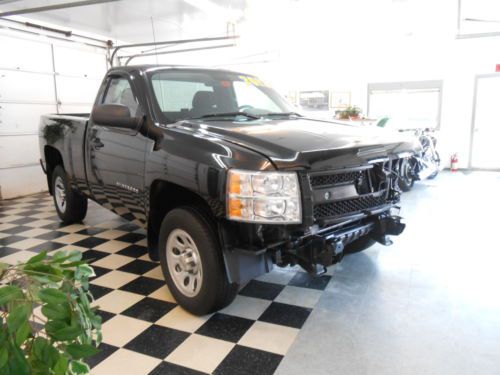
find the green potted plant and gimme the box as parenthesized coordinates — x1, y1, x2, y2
(0, 250, 102, 374)
(337, 106, 362, 120)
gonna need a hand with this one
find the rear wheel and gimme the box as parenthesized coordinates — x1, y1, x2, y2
(158, 207, 238, 315)
(52, 165, 87, 223)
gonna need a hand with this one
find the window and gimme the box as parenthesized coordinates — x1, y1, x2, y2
(149, 70, 295, 123)
(368, 81, 442, 130)
(152, 79, 213, 112)
(103, 77, 139, 116)
(233, 81, 281, 113)
(458, 0, 500, 37)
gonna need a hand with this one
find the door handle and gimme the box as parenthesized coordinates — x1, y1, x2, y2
(91, 138, 104, 150)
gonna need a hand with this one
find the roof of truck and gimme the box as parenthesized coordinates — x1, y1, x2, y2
(108, 64, 253, 77)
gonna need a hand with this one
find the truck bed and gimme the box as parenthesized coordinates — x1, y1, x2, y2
(39, 113, 90, 192)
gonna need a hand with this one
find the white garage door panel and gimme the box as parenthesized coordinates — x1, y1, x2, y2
(0, 70, 55, 103)
(0, 103, 57, 134)
(0, 165, 46, 199)
(53, 45, 107, 79)
(0, 35, 53, 73)
(56, 76, 100, 104)
(0, 135, 40, 167)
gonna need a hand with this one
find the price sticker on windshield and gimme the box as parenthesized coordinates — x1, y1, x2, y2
(239, 75, 268, 87)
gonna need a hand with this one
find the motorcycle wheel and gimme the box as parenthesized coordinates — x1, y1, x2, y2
(398, 158, 415, 191)
(428, 151, 440, 180)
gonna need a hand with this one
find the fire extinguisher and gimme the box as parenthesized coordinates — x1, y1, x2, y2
(450, 153, 458, 172)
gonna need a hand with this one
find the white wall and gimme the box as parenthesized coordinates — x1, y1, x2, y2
(215, 0, 500, 169)
(0, 29, 107, 200)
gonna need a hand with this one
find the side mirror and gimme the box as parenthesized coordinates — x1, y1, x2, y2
(91, 104, 141, 129)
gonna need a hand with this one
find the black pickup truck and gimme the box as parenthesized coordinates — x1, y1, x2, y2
(39, 65, 418, 314)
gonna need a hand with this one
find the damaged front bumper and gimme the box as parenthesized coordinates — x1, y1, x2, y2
(220, 213, 405, 284)
(289, 214, 405, 275)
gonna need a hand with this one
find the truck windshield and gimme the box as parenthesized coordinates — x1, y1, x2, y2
(149, 70, 298, 123)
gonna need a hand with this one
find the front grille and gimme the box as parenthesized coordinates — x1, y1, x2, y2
(309, 171, 364, 187)
(313, 195, 387, 219)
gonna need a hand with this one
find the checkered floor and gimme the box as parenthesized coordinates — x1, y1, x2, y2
(0, 192, 334, 375)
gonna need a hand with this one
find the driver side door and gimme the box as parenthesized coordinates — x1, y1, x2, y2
(85, 74, 148, 227)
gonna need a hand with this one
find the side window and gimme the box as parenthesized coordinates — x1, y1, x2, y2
(102, 77, 139, 116)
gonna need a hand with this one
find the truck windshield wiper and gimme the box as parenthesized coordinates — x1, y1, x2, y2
(263, 112, 303, 118)
(192, 112, 260, 120)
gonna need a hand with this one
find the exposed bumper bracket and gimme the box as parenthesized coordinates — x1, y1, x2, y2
(370, 215, 405, 246)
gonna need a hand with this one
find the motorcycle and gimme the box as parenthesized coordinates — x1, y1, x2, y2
(397, 128, 440, 191)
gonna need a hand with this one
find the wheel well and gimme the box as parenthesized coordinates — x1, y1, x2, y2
(147, 180, 216, 260)
(44, 146, 64, 195)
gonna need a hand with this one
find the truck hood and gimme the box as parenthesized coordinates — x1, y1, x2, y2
(179, 117, 420, 170)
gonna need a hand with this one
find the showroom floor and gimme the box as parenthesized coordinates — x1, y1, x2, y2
(0, 186, 327, 374)
(1, 171, 499, 375)
(278, 171, 500, 375)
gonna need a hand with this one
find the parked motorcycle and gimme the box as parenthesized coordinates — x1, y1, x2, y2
(397, 128, 440, 191)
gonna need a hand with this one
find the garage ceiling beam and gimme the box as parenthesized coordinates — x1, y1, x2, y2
(0, 0, 123, 17)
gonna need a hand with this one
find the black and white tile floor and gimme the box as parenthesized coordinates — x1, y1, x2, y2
(0, 193, 333, 375)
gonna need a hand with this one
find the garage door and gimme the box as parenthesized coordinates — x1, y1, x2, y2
(0, 32, 106, 199)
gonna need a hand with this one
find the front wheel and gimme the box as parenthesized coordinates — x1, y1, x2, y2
(52, 165, 87, 223)
(158, 207, 238, 315)
(427, 151, 440, 180)
(398, 158, 415, 192)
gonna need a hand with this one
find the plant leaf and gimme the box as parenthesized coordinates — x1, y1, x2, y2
(15, 321, 32, 346)
(7, 303, 31, 333)
(75, 264, 95, 279)
(53, 354, 69, 375)
(0, 285, 23, 306)
(45, 320, 67, 337)
(32, 337, 50, 361)
(51, 323, 82, 341)
(24, 264, 63, 282)
(0, 347, 8, 369)
(8, 343, 30, 375)
(69, 360, 90, 375)
(27, 251, 48, 264)
(66, 344, 99, 359)
(64, 250, 83, 263)
(38, 288, 67, 305)
(41, 303, 71, 321)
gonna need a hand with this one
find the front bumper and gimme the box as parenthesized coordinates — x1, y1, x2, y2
(284, 213, 405, 275)
(220, 212, 405, 283)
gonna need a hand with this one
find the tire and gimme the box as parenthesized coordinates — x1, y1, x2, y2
(428, 152, 440, 180)
(51, 165, 87, 223)
(158, 206, 238, 315)
(343, 236, 376, 254)
(398, 158, 415, 192)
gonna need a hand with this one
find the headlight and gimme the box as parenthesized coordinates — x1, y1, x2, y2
(227, 169, 301, 223)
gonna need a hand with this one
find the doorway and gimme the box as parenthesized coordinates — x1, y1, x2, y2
(470, 74, 500, 170)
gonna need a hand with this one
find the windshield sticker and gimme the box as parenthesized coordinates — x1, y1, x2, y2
(239, 75, 268, 87)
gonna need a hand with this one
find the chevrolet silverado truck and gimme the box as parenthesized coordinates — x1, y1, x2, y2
(39, 65, 418, 315)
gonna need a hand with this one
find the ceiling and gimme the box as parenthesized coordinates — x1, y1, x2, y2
(0, 0, 248, 42)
